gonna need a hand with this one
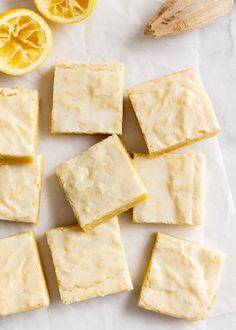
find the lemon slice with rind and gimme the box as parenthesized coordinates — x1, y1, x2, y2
(0, 9, 52, 75)
(34, 0, 95, 24)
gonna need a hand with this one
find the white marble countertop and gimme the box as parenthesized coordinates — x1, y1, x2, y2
(200, 7, 236, 205)
(199, 7, 236, 328)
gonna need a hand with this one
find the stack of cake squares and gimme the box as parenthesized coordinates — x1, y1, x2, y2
(0, 87, 43, 224)
(0, 63, 225, 321)
(0, 87, 49, 315)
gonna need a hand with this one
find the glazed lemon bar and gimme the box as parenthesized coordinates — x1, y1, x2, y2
(0, 231, 49, 316)
(51, 61, 124, 135)
(0, 87, 39, 163)
(133, 153, 205, 225)
(47, 217, 133, 304)
(56, 135, 148, 232)
(0, 155, 44, 224)
(139, 232, 225, 320)
(128, 69, 220, 155)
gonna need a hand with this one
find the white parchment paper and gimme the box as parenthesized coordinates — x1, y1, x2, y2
(0, 1, 236, 329)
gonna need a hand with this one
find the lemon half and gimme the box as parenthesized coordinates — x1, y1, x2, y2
(0, 9, 52, 75)
(34, 0, 95, 24)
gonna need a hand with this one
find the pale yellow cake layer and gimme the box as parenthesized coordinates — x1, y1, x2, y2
(0, 231, 49, 316)
(139, 232, 225, 321)
(0, 156, 44, 224)
(133, 153, 205, 225)
(51, 61, 124, 135)
(46, 217, 133, 304)
(56, 135, 148, 232)
(128, 69, 220, 155)
(0, 87, 39, 163)
(82, 193, 148, 232)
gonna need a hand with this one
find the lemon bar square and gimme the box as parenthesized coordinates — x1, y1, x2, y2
(0, 231, 49, 316)
(51, 61, 124, 135)
(0, 87, 39, 163)
(128, 69, 220, 155)
(139, 232, 225, 320)
(133, 153, 205, 225)
(47, 217, 133, 304)
(0, 155, 44, 224)
(56, 135, 148, 232)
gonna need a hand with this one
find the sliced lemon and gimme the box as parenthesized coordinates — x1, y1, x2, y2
(0, 9, 52, 75)
(34, 0, 95, 24)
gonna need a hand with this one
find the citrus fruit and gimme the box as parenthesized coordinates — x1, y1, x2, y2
(34, 0, 95, 24)
(0, 9, 52, 75)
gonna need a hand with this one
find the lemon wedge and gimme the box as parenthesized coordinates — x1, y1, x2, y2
(34, 0, 95, 24)
(0, 9, 52, 75)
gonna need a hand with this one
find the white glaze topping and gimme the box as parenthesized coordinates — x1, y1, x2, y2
(52, 62, 124, 134)
(139, 233, 225, 320)
(128, 69, 220, 155)
(0, 232, 49, 316)
(56, 135, 147, 231)
(133, 153, 205, 224)
(47, 217, 133, 304)
(0, 156, 44, 223)
(0, 88, 38, 160)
